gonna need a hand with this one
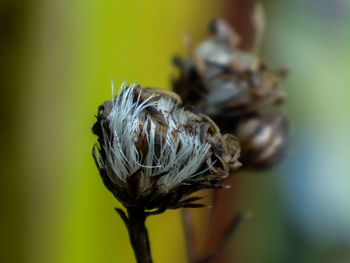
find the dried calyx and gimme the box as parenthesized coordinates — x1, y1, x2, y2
(172, 18, 288, 169)
(92, 83, 240, 213)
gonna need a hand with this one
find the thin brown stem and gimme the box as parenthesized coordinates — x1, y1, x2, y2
(126, 207, 153, 263)
(181, 208, 197, 263)
(197, 214, 244, 263)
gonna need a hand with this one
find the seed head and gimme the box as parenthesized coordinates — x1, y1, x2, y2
(172, 19, 288, 169)
(172, 18, 287, 120)
(92, 83, 240, 211)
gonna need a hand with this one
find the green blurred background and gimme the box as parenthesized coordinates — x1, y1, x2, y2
(1, 0, 350, 262)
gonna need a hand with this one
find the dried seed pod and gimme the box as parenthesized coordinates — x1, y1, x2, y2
(172, 19, 289, 169)
(92, 83, 241, 212)
(236, 114, 288, 168)
(172, 18, 287, 120)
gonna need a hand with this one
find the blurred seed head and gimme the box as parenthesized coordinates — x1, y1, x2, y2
(172, 18, 287, 120)
(236, 113, 288, 168)
(92, 83, 241, 211)
(172, 19, 288, 169)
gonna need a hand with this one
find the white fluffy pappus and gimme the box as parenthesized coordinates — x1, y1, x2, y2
(100, 83, 211, 194)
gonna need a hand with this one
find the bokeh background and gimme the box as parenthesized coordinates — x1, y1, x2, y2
(1, 0, 350, 262)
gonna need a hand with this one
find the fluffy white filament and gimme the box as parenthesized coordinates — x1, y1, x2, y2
(101, 83, 210, 194)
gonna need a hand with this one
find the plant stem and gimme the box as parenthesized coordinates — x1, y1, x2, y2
(126, 207, 153, 263)
(181, 209, 197, 263)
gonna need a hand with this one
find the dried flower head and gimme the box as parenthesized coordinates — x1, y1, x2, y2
(172, 19, 289, 169)
(92, 83, 240, 212)
(172, 18, 287, 120)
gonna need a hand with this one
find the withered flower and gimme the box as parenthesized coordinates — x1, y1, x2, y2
(92, 83, 240, 211)
(172, 19, 288, 169)
(92, 83, 240, 263)
(173, 18, 286, 120)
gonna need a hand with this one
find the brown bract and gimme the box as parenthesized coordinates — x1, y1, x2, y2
(92, 85, 240, 213)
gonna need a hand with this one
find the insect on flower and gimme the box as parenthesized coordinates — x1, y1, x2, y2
(92, 83, 241, 213)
